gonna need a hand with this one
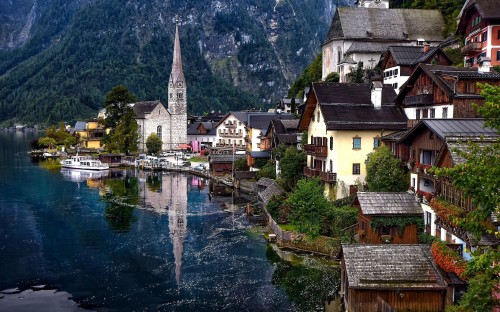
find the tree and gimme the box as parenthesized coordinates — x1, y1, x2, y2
(436, 84, 500, 311)
(104, 110, 138, 155)
(323, 72, 340, 82)
(346, 62, 365, 83)
(146, 133, 162, 155)
(364, 145, 408, 192)
(286, 177, 333, 237)
(234, 158, 249, 171)
(278, 147, 306, 191)
(288, 53, 322, 98)
(103, 85, 137, 130)
(38, 137, 57, 149)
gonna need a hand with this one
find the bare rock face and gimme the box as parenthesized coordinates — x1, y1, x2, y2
(0, 0, 37, 49)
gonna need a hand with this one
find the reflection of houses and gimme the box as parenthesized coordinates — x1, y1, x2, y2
(72, 120, 107, 149)
(379, 45, 452, 93)
(340, 244, 453, 312)
(395, 63, 500, 128)
(299, 82, 407, 199)
(456, 0, 500, 68)
(322, 2, 445, 82)
(355, 192, 423, 244)
(396, 119, 499, 257)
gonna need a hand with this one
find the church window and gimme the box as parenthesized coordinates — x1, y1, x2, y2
(157, 126, 162, 140)
(170, 93, 173, 98)
(177, 92, 183, 99)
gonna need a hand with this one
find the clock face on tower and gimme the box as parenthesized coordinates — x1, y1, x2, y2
(177, 81, 183, 87)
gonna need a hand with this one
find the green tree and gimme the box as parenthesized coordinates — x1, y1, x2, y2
(146, 133, 162, 155)
(104, 110, 138, 155)
(286, 177, 333, 237)
(323, 72, 340, 82)
(436, 84, 500, 311)
(278, 147, 306, 191)
(38, 137, 57, 149)
(256, 160, 276, 180)
(346, 62, 364, 83)
(365, 145, 408, 192)
(103, 85, 137, 130)
(234, 158, 249, 171)
(288, 53, 322, 98)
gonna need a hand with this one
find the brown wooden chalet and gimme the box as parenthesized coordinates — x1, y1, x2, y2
(380, 45, 452, 76)
(396, 119, 499, 247)
(395, 64, 500, 128)
(355, 192, 423, 244)
(260, 119, 300, 152)
(208, 154, 245, 177)
(340, 244, 453, 312)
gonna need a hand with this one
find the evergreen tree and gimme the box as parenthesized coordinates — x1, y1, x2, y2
(103, 85, 137, 130)
(278, 147, 307, 191)
(346, 62, 365, 83)
(104, 110, 138, 155)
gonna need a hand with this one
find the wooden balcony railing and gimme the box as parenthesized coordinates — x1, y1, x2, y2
(219, 132, 243, 138)
(403, 94, 434, 106)
(461, 42, 482, 56)
(304, 144, 328, 157)
(303, 167, 337, 183)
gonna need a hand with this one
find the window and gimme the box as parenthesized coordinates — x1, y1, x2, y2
(422, 109, 428, 119)
(330, 160, 333, 172)
(169, 93, 173, 98)
(442, 107, 448, 119)
(317, 111, 320, 122)
(466, 82, 476, 94)
(394, 68, 399, 76)
(430, 108, 435, 118)
(373, 137, 380, 149)
(416, 109, 421, 120)
(497, 50, 500, 61)
(157, 126, 162, 140)
(177, 92, 183, 99)
(498, 30, 500, 40)
(425, 211, 432, 225)
(422, 150, 433, 165)
(353, 137, 361, 149)
(330, 137, 333, 150)
(310, 135, 313, 144)
(353, 163, 360, 175)
(482, 31, 488, 42)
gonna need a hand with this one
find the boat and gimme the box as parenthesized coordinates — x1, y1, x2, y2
(60, 155, 109, 170)
(61, 168, 109, 183)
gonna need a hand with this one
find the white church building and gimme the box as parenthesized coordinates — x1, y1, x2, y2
(133, 17, 188, 151)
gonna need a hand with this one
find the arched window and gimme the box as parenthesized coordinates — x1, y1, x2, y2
(157, 126, 162, 140)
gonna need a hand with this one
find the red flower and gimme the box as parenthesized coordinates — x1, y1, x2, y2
(431, 241, 467, 278)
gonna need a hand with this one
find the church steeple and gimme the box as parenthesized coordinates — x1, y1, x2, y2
(168, 16, 186, 115)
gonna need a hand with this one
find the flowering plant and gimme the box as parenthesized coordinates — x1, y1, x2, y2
(429, 197, 465, 226)
(431, 241, 467, 278)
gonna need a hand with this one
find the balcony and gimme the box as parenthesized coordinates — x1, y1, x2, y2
(403, 94, 434, 106)
(224, 122, 237, 128)
(304, 144, 328, 157)
(219, 132, 243, 138)
(461, 42, 482, 56)
(303, 168, 337, 183)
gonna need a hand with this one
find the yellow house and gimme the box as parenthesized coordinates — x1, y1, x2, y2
(74, 120, 108, 150)
(299, 81, 407, 199)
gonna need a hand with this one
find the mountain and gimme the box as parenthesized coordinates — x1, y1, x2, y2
(0, 0, 354, 125)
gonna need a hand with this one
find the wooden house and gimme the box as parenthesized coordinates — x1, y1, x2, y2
(355, 192, 423, 244)
(261, 119, 300, 152)
(208, 154, 245, 177)
(395, 63, 500, 128)
(340, 244, 452, 312)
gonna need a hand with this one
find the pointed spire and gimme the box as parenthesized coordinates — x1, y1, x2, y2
(170, 15, 184, 84)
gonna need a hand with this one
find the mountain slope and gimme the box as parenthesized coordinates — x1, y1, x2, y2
(0, 0, 350, 125)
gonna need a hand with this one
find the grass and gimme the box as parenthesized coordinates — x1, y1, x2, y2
(189, 156, 208, 163)
(279, 224, 297, 232)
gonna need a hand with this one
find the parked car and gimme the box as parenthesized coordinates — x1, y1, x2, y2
(180, 161, 191, 167)
(193, 164, 206, 171)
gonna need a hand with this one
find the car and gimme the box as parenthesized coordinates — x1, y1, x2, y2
(193, 164, 206, 171)
(181, 161, 191, 167)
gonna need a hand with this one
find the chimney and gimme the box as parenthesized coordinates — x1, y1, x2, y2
(371, 79, 383, 109)
(478, 56, 491, 73)
(423, 43, 430, 53)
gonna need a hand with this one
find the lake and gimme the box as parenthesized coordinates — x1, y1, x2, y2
(0, 130, 340, 312)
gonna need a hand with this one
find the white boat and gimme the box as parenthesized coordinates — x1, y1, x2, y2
(60, 155, 109, 170)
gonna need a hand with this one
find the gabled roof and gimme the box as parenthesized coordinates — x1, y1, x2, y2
(132, 101, 165, 119)
(457, 0, 500, 35)
(255, 178, 285, 205)
(74, 121, 87, 131)
(382, 46, 451, 68)
(303, 82, 407, 131)
(209, 154, 245, 164)
(187, 122, 216, 135)
(247, 113, 294, 130)
(357, 192, 423, 215)
(396, 64, 500, 103)
(399, 119, 498, 143)
(342, 244, 446, 289)
(324, 8, 445, 46)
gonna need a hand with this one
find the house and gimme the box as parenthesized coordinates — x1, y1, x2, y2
(322, 5, 445, 82)
(299, 81, 407, 199)
(208, 154, 246, 177)
(379, 45, 452, 93)
(340, 244, 453, 312)
(276, 98, 302, 114)
(187, 121, 217, 149)
(212, 111, 250, 154)
(396, 119, 499, 258)
(72, 120, 107, 150)
(355, 192, 423, 244)
(456, 0, 500, 68)
(260, 119, 301, 152)
(132, 18, 187, 152)
(395, 63, 500, 128)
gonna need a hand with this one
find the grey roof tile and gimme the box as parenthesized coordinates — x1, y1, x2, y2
(357, 192, 423, 215)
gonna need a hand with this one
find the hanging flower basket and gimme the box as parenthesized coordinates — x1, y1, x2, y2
(381, 235, 393, 243)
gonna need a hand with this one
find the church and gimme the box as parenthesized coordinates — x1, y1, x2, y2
(133, 18, 188, 151)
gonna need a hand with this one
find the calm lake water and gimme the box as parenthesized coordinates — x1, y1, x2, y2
(0, 131, 339, 312)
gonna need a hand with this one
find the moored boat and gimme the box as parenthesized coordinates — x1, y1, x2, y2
(60, 155, 109, 170)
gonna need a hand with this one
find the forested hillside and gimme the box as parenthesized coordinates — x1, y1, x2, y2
(0, 0, 355, 126)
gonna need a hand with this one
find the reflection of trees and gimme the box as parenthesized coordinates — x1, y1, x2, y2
(146, 174, 161, 192)
(103, 176, 139, 232)
(266, 245, 340, 312)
